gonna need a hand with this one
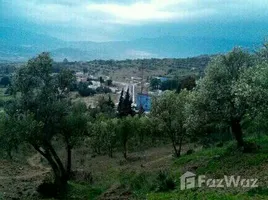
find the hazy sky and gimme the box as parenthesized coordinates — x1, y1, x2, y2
(1, 0, 268, 42)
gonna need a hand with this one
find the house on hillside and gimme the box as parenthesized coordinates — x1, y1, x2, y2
(136, 93, 151, 112)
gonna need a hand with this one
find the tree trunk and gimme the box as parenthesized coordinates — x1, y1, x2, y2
(54, 173, 68, 197)
(231, 119, 244, 147)
(168, 129, 180, 157)
(66, 143, 72, 179)
(171, 139, 180, 157)
(108, 145, 113, 158)
(33, 145, 67, 195)
(45, 142, 66, 177)
(177, 136, 183, 157)
(123, 141, 127, 159)
(45, 154, 68, 196)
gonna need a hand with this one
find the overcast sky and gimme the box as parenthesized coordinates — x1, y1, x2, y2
(1, 0, 268, 42)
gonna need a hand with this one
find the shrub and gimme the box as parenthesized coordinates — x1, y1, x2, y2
(243, 141, 260, 153)
(0, 99, 4, 107)
(186, 149, 195, 155)
(78, 82, 96, 97)
(70, 82, 78, 91)
(78, 87, 96, 97)
(0, 76, 10, 87)
(129, 172, 153, 191)
(119, 171, 176, 195)
(96, 86, 112, 94)
(248, 187, 268, 196)
(119, 171, 153, 192)
(106, 79, 113, 86)
(155, 171, 176, 192)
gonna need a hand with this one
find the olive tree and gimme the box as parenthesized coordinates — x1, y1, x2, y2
(60, 101, 88, 178)
(118, 116, 136, 159)
(103, 118, 118, 158)
(186, 48, 253, 147)
(89, 115, 118, 157)
(151, 90, 189, 157)
(2, 53, 83, 192)
(233, 62, 268, 135)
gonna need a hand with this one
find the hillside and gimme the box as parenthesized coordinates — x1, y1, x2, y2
(1, 136, 268, 199)
(0, 56, 211, 82)
(0, 48, 268, 200)
(0, 27, 260, 62)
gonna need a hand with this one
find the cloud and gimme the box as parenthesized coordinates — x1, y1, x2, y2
(86, 0, 215, 24)
(7, 0, 268, 27)
(5, 0, 217, 26)
(2, 0, 268, 42)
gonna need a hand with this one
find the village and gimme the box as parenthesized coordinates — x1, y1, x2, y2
(74, 69, 168, 112)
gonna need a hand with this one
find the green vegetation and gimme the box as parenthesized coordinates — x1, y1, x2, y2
(146, 137, 268, 200)
(151, 90, 189, 157)
(78, 82, 96, 97)
(0, 53, 88, 196)
(65, 182, 104, 200)
(51, 56, 210, 82)
(1, 46, 268, 199)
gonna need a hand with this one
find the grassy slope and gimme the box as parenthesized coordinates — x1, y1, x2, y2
(147, 136, 268, 200)
(2, 125, 268, 199)
(64, 136, 268, 200)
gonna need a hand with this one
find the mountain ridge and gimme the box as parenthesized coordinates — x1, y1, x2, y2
(0, 27, 261, 62)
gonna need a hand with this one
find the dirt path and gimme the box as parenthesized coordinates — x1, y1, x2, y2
(0, 170, 49, 180)
(142, 154, 173, 168)
(27, 153, 50, 171)
(0, 154, 50, 180)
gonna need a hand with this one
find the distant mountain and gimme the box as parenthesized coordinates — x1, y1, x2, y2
(0, 27, 261, 62)
(0, 27, 65, 61)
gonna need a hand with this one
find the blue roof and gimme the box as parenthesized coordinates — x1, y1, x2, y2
(136, 93, 151, 111)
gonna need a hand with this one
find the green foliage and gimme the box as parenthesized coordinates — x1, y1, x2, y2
(99, 76, 104, 84)
(119, 171, 154, 192)
(255, 42, 268, 62)
(184, 48, 258, 147)
(61, 101, 88, 147)
(147, 191, 251, 200)
(106, 79, 112, 86)
(160, 79, 179, 91)
(155, 171, 176, 192)
(248, 187, 268, 196)
(150, 78, 161, 90)
(119, 170, 175, 199)
(1, 52, 81, 193)
(117, 89, 135, 117)
(90, 95, 116, 118)
(151, 90, 189, 157)
(78, 82, 96, 97)
(89, 115, 119, 157)
(3, 47, 268, 199)
(57, 69, 76, 97)
(0, 76, 10, 87)
(174, 136, 268, 176)
(82, 67, 88, 75)
(177, 76, 196, 93)
(95, 86, 112, 94)
(118, 116, 136, 158)
(234, 62, 268, 117)
(66, 182, 104, 200)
